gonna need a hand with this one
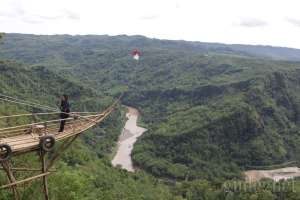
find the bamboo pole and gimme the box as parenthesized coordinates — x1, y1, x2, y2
(0, 167, 56, 172)
(1, 161, 20, 199)
(0, 172, 51, 189)
(40, 150, 49, 200)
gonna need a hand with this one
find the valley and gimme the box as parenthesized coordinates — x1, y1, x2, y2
(112, 106, 147, 171)
(1, 33, 300, 199)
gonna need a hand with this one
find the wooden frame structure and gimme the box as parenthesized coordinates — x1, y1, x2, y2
(0, 100, 119, 200)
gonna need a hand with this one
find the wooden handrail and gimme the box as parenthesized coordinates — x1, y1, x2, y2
(0, 113, 103, 132)
(0, 111, 102, 120)
(0, 119, 87, 140)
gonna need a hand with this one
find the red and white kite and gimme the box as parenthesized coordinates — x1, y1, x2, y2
(131, 49, 141, 60)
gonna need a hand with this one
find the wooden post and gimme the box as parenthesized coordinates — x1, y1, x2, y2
(44, 122, 48, 136)
(40, 150, 49, 200)
(72, 117, 76, 136)
(1, 161, 20, 200)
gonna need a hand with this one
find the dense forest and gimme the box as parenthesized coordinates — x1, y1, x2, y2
(0, 49, 172, 199)
(1, 33, 300, 199)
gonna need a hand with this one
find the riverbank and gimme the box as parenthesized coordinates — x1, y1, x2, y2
(111, 107, 147, 172)
(245, 167, 300, 182)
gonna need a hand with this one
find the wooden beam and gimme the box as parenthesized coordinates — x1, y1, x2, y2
(0, 172, 51, 189)
(0, 167, 56, 172)
(1, 161, 20, 200)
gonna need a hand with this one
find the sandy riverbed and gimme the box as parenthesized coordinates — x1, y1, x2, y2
(244, 167, 300, 182)
(111, 107, 147, 172)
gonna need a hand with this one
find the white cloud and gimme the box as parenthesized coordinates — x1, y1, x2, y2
(139, 15, 160, 21)
(1, 0, 300, 48)
(286, 18, 300, 27)
(234, 18, 268, 28)
(35, 10, 80, 22)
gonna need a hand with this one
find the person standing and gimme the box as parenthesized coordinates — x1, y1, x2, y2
(59, 94, 70, 132)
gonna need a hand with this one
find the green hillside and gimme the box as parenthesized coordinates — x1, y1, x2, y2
(2, 33, 300, 199)
(132, 71, 300, 180)
(0, 60, 173, 200)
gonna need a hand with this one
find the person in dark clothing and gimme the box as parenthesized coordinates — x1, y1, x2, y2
(59, 94, 70, 132)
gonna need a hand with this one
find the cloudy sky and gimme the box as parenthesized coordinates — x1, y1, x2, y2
(1, 0, 300, 48)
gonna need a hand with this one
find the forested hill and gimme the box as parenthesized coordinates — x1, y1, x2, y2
(2, 33, 300, 199)
(0, 60, 173, 200)
(2, 33, 300, 62)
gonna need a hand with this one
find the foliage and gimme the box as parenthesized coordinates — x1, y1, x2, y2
(0, 60, 172, 200)
(2, 33, 300, 199)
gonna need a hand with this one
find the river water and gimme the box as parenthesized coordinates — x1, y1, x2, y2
(111, 107, 147, 172)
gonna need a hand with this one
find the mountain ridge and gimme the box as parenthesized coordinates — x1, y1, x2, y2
(2, 33, 300, 62)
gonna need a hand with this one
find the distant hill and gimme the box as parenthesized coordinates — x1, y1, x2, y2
(1, 33, 300, 62)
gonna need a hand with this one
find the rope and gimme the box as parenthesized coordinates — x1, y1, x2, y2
(0, 93, 57, 110)
(0, 112, 61, 120)
(0, 97, 58, 112)
(0, 93, 58, 112)
(0, 111, 100, 120)
(0, 95, 58, 111)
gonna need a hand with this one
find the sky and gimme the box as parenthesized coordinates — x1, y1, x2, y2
(1, 0, 300, 48)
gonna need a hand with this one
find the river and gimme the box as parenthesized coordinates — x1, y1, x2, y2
(111, 107, 147, 172)
(112, 107, 300, 179)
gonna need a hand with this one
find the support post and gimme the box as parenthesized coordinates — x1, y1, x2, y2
(40, 150, 49, 200)
(46, 135, 79, 171)
(1, 161, 20, 200)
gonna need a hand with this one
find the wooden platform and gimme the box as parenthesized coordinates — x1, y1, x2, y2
(0, 99, 119, 200)
(0, 105, 114, 155)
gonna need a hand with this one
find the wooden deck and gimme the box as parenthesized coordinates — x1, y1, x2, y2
(0, 99, 119, 200)
(0, 104, 114, 155)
